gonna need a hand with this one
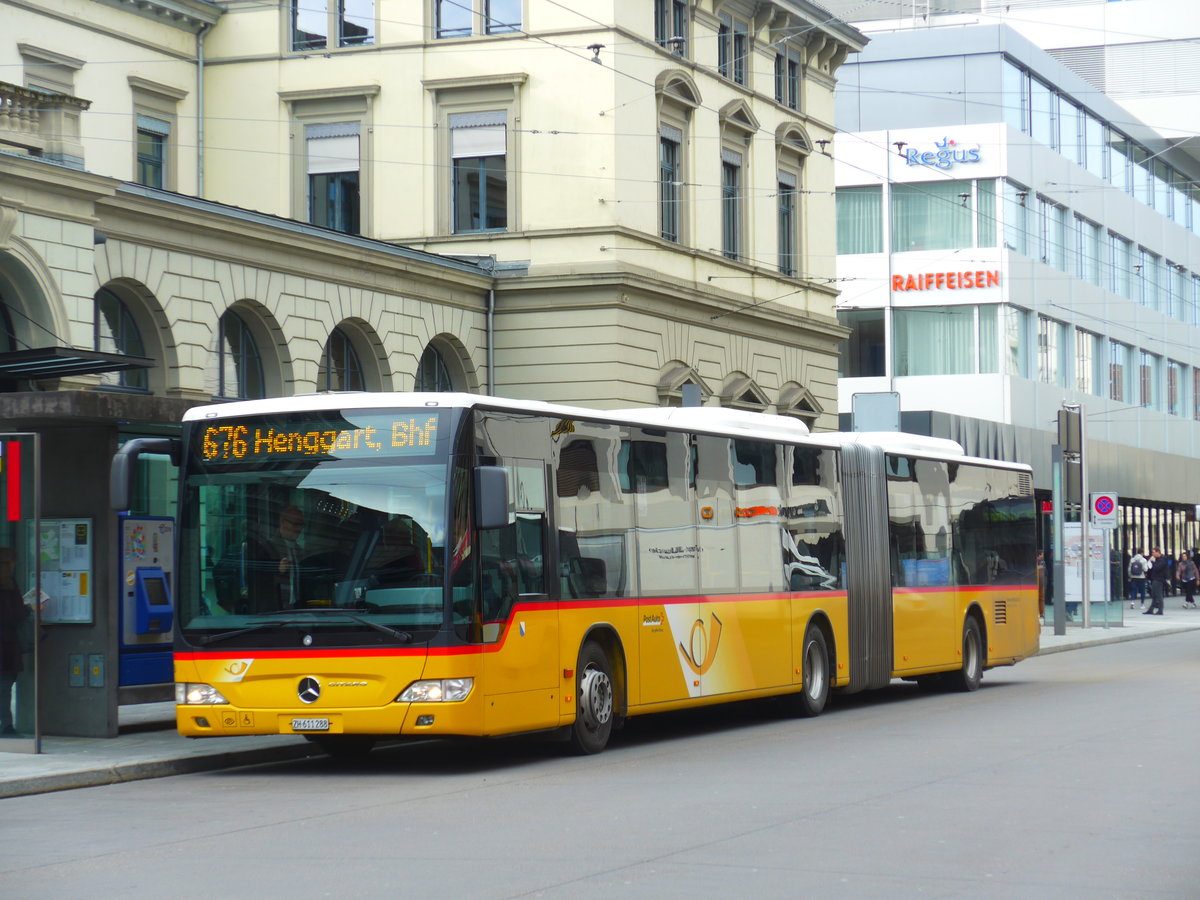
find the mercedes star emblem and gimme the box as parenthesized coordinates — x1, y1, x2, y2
(298, 676, 321, 704)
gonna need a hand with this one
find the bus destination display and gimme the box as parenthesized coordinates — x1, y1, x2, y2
(197, 412, 442, 464)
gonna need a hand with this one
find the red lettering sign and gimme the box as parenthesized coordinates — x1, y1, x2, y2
(891, 270, 1001, 292)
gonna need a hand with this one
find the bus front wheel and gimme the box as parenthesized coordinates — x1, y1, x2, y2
(569, 641, 615, 754)
(783, 624, 830, 717)
(946, 617, 984, 692)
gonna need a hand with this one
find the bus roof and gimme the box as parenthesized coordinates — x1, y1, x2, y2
(182, 393, 1028, 472)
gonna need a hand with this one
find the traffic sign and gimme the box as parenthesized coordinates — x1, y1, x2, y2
(1090, 492, 1118, 529)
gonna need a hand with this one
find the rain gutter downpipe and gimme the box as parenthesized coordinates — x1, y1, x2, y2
(196, 22, 212, 196)
(486, 283, 495, 396)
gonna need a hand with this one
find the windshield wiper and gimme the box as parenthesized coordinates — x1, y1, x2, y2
(195, 610, 412, 646)
(298, 608, 413, 643)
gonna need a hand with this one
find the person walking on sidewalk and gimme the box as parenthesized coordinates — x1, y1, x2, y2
(1144, 548, 1170, 615)
(1178, 552, 1198, 609)
(1129, 550, 1149, 610)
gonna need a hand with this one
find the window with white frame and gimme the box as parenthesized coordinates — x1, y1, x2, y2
(306, 122, 361, 234)
(1194, 368, 1200, 421)
(774, 45, 801, 110)
(891, 180, 975, 252)
(451, 111, 507, 233)
(1003, 180, 1030, 255)
(777, 170, 797, 275)
(1075, 215, 1103, 287)
(717, 12, 749, 85)
(136, 117, 168, 189)
(1037, 315, 1067, 387)
(1138, 248, 1162, 311)
(836, 185, 882, 254)
(721, 150, 743, 260)
(660, 124, 682, 242)
(1109, 231, 1132, 299)
(1074, 329, 1101, 396)
(284, 88, 376, 237)
(436, 0, 520, 37)
(1139, 350, 1161, 409)
(1005, 306, 1030, 378)
(1109, 340, 1131, 402)
(1167, 360, 1184, 416)
(894, 305, 998, 376)
(837, 308, 885, 378)
(129, 77, 184, 192)
(654, 0, 688, 55)
(292, 0, 374, 50)
(776, 130, 807, 276)
(1037, 196, 1068, 270)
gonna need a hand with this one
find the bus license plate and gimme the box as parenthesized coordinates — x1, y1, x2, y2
(291, 717, 330, 732)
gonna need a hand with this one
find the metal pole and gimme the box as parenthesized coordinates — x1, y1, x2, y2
(1052, 444, 1066, 636)
(1076, 405, 1090, 628)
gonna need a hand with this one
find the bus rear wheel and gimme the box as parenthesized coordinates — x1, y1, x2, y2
(569, 641, 615, 755)
(783, 624, 830, 717)
(946, 616, 984, 692)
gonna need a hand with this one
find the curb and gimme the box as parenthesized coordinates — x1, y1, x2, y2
(1036, 624, 1200, 655)
(0, 740, 323, 800)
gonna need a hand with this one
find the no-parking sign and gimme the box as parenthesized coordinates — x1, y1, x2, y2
(1090, 492, 1118, 529)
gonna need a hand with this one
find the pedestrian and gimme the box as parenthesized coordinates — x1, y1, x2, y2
(1128, 549, 1149, 610)
(1177, 552, 1198, 609)
(1144, 547, 1170, 615)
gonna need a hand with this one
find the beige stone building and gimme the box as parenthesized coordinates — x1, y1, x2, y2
(0, 0, 863, 737)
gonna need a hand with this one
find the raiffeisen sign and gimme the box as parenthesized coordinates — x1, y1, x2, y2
(905, 137, 981, 170)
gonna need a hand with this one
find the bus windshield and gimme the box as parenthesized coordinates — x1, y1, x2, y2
(177, 408, 458, 649)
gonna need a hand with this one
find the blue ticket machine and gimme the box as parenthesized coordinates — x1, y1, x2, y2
(118, 515, 175, 687)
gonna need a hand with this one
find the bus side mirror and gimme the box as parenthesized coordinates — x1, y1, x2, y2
(474, 466, 510, 530)
(111, 438, 180, 511)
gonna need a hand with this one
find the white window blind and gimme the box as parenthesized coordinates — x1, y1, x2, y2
(450, 111, 506, 158)
(306, 122, 360, 174)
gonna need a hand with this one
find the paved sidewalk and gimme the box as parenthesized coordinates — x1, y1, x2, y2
(3, 602, 1199, 799)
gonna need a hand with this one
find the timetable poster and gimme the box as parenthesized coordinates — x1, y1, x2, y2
(36, 518, 94, 623)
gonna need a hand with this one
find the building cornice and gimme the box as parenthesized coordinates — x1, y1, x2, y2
(91, 0, 224, 32)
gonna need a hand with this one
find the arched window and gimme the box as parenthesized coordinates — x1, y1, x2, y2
(217, 310, 265, 399)
(318, 326, 364, 391)
(94, 287, 147, 390)
(415, 344, 454, 392)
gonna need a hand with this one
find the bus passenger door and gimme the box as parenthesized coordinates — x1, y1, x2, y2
(479, 459, 558, 733)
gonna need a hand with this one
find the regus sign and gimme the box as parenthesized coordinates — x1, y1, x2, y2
(905, 137, 981, 170)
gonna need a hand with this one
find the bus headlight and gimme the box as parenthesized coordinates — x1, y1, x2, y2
(396, 678, 474, 703)
(176, 683, 230, 705)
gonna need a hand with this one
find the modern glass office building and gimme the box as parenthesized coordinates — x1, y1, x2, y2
(835, 25, 1200, 564)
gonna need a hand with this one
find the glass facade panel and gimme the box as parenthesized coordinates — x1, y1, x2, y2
(1002, 59, 1028, 133)
(836, 186, 882, 254)
(891, 180, 973, 252)
(1029, 78, 1056, 148)
(837, 308, 885, 377)
(1006, 306, 1030, 378)
(894, 306, 974, 376)
(1003, 181, 1029, 255)
(1109, 340, 1130, 403)
(976, 179, 996, 247)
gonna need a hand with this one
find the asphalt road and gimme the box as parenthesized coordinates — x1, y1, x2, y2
(3, 634, 1199, 898)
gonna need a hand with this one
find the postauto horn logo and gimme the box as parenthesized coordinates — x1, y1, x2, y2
(905, 136, 981, 170)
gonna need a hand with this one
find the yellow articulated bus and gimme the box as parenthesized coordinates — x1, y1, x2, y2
(111, 393, 1039, 756)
